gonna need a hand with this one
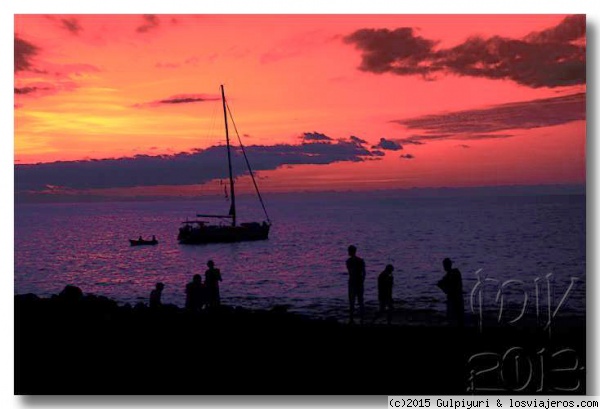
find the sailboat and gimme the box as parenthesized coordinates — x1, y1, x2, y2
(178, 85, 271, 244)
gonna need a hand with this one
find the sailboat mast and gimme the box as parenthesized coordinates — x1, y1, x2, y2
(221, 84, 236, 227)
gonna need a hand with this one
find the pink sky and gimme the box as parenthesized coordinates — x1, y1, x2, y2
(14, 14, 585, 196)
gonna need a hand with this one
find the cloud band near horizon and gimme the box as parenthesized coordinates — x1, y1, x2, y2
(15, 136, 376, 194)
(394, 92, 585, 143)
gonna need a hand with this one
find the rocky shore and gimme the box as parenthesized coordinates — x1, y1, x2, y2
(15, 287, 585, 395)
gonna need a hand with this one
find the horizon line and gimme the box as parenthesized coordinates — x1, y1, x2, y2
(14, 183, 586, 204)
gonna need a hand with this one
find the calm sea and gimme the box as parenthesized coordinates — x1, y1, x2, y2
(15, 189, 586, 325)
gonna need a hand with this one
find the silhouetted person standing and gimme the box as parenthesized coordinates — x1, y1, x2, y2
(150, 282, 164, 309)
(185, 274, 205, 312)
(437, 258, 464, 327)
(373, 264, 394, 324)
(346, 245, 366, 323)
(205, 260, 222, 308)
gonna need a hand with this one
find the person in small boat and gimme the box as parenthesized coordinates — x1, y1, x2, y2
(149, 282, 164, 309)
(373, 264, 394, 324)
(437, 258, 465, 327)
(138, 235, 143, 241)
(185, 274, 205, 312)
(205, 260, 222, 308)
(346, 245, 366, 324)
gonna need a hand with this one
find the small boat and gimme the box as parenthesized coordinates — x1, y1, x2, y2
(178, 85, 271, 245)
(129, 237, 158, 246)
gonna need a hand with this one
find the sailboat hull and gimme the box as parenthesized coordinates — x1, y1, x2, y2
(178, 222, 270, 244)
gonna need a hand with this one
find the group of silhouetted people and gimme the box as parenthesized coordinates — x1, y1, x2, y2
(185, 259, 222, 311)
(149, 259, 222, 311)
(346, 245, 395, 325)
(149, 248, 465, 327)
(346, 245, 464, 327)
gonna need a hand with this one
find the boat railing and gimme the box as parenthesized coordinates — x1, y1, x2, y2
(181, 220, 208, 226)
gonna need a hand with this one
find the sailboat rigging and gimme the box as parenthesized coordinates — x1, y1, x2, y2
(178, 85, 271, 244)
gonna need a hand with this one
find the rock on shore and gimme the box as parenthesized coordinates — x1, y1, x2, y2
(15, 287, 585, 394)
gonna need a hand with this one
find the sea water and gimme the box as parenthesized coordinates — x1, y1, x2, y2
(14, 189, 586, 324)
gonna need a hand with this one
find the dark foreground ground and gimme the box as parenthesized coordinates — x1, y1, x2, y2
(15, 289, 586, 395)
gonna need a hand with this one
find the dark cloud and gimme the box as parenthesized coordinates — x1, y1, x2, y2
(525, 14, 586, 44)
(400, 154, 415, 159)
(137, 15, 160, 33)
(399, 133, 514, 144)
(160, 96, 215, 104)
(43, 15, 83, 35)
(457, 144, 471, 149)
(372, 138, 403, 151)
(301, 132, 333, 143)
(349, 135, 367, 144)
(396, 136, 434, 145)
(134, 94, 220, 108)
(60, 18, 82, 35)
(15, 86, 44, 95)
(436, 35, 584, 88)
(15, 34, 98, 98)
(343, 28, 437, 75)
(394, 92, 585, 142)
(15, 36, 39, 72)
(15, 139, 376, 193)
(14, 79, 78, 98)
(399, 139, 425, 145)
(344, 15, 585, 88)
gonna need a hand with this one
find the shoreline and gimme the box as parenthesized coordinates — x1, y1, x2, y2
(15, 288, 586, 395)
(14, 287, 586, 329)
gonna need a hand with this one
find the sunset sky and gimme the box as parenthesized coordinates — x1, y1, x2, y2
(14, 14, 586, 198)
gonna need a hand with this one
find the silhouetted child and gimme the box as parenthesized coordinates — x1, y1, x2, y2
(149, 282, 164, 309)
(373, 264, 394, 324)
(346, 245, 366, 324)
(185, 274, 205, 312)
(437, 258, 464, 327)
(205, 260, 222, 308)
